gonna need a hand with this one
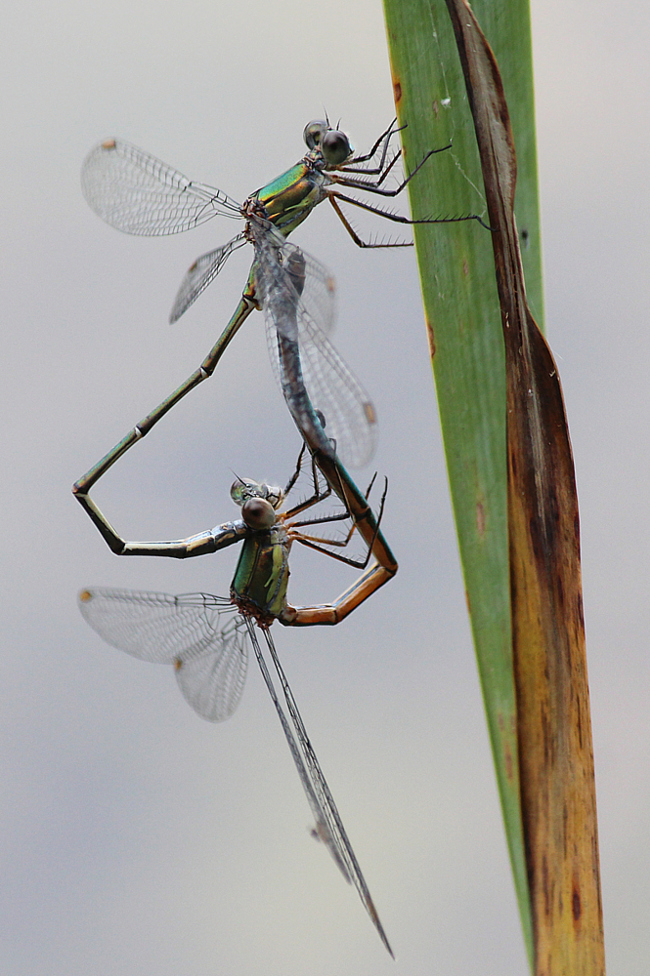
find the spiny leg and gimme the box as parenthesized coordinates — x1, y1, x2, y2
(284, 443, 380, 546)
(326, 198, 411, 249)
(281, 441, 308, 498)
(281, 440, 333, 518)
(326, 143, 491, 246)
(291, 477, 388, 570)
(287, 469, 378, 536)
(327, 192, 490, 249)
(309, 449, 397, 577)
(275, 448, 396, 626)
(341, 118, 403, 173)
(332, 142, 451, 195)
(339, 148, 403, 190)
(333, 145, 405, 194)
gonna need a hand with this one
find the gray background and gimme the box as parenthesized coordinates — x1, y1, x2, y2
(3, 0, 648, 972)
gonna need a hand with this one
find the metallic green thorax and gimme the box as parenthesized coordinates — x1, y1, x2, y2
(253, 157, 325, 238)
(230, 524, 291, 622)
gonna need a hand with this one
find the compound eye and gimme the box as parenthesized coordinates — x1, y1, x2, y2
(321, 130, 351, 165)
(230, 478, 260, 506)
(242, 497, 276, 530)
(303, 120, 328, 149)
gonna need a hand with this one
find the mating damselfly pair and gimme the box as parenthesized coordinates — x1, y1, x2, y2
(74, 117, 485, 954)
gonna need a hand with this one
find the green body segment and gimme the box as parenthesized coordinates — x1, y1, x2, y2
(231, 525, 291, 621)
(254, 161, 324, 237)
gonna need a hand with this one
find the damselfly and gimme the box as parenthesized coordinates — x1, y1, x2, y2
(77, 119, 485, 482)
(77, 445, 396, 955)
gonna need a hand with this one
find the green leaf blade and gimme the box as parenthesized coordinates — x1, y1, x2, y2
(382, 0, 543, 965)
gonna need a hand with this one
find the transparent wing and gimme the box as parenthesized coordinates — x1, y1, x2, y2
(254, 234, 377, 469)
(78, 588, 248, 722)
(246, 621, 392, 957)
(296, 250, 337, 337)
(81, 138, 242, 236)
(169, 234, 248, 323)
(286, 288, 378, 468)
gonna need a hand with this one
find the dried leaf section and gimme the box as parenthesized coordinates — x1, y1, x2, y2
(445, 2, 603, 972)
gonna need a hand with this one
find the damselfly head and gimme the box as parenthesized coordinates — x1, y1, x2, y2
(231, 477, 284, 510)
(303, 120, 353, 165)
